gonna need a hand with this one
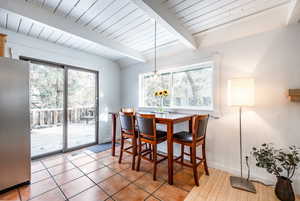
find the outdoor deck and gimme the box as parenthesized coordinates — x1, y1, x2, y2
(31, 123, 96, 157)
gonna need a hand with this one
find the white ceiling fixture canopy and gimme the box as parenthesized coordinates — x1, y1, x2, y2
(287, 0, 300, 24)
(131, 0, 198, 49)
(0, 0, 146, 62)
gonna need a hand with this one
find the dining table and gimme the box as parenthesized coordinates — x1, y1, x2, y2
(109, 111, 194, 185)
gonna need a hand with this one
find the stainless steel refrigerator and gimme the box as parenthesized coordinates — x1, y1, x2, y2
(0, 57, 30, 191)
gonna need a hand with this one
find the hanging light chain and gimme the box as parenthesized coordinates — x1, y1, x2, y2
(154, 19, 157, 75)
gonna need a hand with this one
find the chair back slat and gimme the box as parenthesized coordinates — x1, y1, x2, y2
(119, 112, 135, 134)
(136, 113, 156, 138)
(193, 114, 209, 141)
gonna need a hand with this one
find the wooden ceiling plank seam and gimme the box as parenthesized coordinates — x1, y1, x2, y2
(60, 35, 72, 45)
(53, 0, 63, 14)
(120, 27, 171, 46)
(174, 0, 207, 14)
(105, 15, 149, 39)
(124, 30, 177, 49)
(83, 0, 116, 27)
(287, 0, 300, 24)
(29, 22, 43, 37)
(67, 0, 100, 23)
(75, 0, 99, 23)
(17, 18, 22, 32)
(27, 22, 34, 35)
(176, 0, 221, 20)
(184, 0, 253, 28)
(92, 1, 131, 31)
(18, 17, 32, 35)
(125, 35, 175, 51)
(96, 3, 138, 31)
(102, 10, 145, 37)
(182, 0, 240, 24)
(99, 7, 139, 34)
(192, 0, 289, 33)
(56, 33, 69, 44)
(113, 19, 153, 41)
(45, 29, 55, 41)
(54, 33, 64, 43)
(5, 13, 8, 29)
(40, 0, 62, 13)
(168, 0, 187, 9)
(53, 0, 80, 18)
(65, 0, 81, 18)
(37, 26, 45, 38)
(140, 39, 179, 53)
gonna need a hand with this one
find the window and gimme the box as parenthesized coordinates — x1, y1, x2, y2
(139, 62, 215, 110)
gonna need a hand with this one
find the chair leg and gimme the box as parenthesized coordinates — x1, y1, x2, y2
(190, 147, 193, 163)
(149, 144, 153, 160)
(152, 144, 157, 181)
(131, 137, 137, 170)
(181, 144, 184, 164)
(119, 136, 124, 164)
(191, 146, 199, 186)
(202, 144, 209, 176)
(136, 138, 142, 171)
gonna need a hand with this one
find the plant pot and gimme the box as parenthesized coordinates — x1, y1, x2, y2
(275, 176, 295, 201)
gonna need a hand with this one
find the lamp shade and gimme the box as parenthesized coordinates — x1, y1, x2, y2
(228, 78, 255, 106)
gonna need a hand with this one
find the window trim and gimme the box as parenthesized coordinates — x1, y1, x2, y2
(139, 60, 220, 114)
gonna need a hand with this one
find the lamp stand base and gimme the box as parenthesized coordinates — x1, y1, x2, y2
(230, 176, 256, 193)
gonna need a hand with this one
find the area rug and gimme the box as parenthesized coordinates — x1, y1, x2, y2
(86, 142, 119, 153)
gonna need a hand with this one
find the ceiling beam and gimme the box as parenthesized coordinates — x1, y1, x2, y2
(287, 0, 300, 25)
(131, 0, 197, 49)
(0, 0, 146, 62)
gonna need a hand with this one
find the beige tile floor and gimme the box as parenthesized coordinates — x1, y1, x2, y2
(0, 145, 198, 201)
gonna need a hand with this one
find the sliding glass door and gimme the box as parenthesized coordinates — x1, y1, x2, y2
(29, 59, 98, 158)
(67, 68, 97, 149)
(30, 63, 64, 157)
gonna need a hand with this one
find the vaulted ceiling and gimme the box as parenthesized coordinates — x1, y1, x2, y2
(0, 0, 299, 62)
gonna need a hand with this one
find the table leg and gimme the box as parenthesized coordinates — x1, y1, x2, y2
(111, 114, 116, 156)
(167, 122, 174, 185)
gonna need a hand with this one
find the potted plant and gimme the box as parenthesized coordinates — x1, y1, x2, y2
(252, 143, 300, 201)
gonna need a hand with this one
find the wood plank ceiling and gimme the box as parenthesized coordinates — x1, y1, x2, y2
(163, 0, 290, 35)
(0, 0, 292, 60)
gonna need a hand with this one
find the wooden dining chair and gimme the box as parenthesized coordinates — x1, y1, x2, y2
(173, 114, 209, 186)
(135, 113, 168, 180)
(118, 112, 138, 170)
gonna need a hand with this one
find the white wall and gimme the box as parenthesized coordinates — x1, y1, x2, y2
(0, 28, 121, 143)
(120, 24, 300, 193)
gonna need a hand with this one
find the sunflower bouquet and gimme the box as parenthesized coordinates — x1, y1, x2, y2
(154, 89, 169, 112)
(154, 90, 169, 97)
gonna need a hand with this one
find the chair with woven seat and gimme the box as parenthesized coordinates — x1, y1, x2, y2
(118, 112, 138, 170)
(135, 113, 168, 180)
(173, 114, 210, 186)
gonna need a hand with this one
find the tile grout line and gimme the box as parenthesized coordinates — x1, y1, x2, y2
(40, 160, 70, 201)
(66, 153, 113, 200)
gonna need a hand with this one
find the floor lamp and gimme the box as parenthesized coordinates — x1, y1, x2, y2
(228, 78, 256, 193)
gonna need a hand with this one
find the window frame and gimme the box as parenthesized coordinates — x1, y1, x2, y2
(139, 60, 220, 113)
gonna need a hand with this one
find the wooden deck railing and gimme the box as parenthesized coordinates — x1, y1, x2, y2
(30, 107, 95, 128)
